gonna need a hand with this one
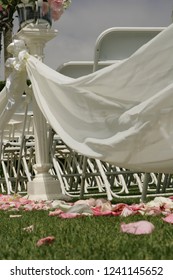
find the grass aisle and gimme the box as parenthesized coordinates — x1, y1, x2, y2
(0, 208, 172, 260)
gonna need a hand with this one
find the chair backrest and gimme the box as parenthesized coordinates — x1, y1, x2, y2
(57, 61, 94, 78)
(58, 27, 165, 77)
(93, 27, 165, 71)
(57, 60, 112, 78)
(1, 96, 34, 142)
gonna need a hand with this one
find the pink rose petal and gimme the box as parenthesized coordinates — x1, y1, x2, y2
(120, 220, 155, 235)
(49, 209, 63, 216)
(36, 236, 55, 247)
(95, 198, 108, 207)
(121, 207, 134, 217)
(101, 201, 112, 212)
(112, 203, 127, 215)
(92, 208, 112, 216)
(130, 203, 144, 211)
(162, 214, 173, 224)
(74, 198, 96, 207)
(59, 212, 81, 219)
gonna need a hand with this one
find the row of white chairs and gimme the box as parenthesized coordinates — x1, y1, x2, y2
(54, 26, 173, 201)
(0, 95, 36, 194)
(1, 26, 173, 201)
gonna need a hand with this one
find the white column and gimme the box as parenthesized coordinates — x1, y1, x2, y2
(15, 25, 67, 200)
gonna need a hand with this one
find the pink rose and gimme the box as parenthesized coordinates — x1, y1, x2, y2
(48, 0, 64, 21)
(42, 2, 49, 15)
(48, 0, 64, 7)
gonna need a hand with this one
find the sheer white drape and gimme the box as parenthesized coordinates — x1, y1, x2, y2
(2, 24, 173, 173)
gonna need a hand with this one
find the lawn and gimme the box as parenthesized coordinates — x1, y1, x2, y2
(0, 196, 173, 260)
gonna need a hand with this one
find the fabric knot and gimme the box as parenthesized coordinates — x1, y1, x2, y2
(6, 40, 30, 72)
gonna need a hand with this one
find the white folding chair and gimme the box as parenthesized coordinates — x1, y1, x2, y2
(93, 27, 164, 71)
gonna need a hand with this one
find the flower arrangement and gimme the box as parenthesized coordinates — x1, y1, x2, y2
(0, 0, 71, 22)
(42, 0, 71, 21)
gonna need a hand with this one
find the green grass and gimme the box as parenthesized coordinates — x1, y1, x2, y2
(0, 205, 173, 260)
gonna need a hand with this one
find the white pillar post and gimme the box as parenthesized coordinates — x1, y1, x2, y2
(15, 25, 67, 200)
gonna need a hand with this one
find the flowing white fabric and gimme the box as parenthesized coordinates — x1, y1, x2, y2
(2, 24, 173, 173)
(24, 23, 173, 173)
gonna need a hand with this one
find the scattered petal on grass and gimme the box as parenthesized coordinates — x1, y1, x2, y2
(121, 207, 134, 217)
(100, 201, 112, 212)
(74, 198, 96, 207)
(49, 209, 63, 216)
(36, 236, 55, 247)
(66, 204, 93, 214)
(51, 200, 62, 209)
(1, 195, 173, 221)
(23, 225, 34, 232)
(95, 198, 108, 207)
(120, 220, 155, 235)
(57, 202, 72, 212)
(92, 208, 112, 216)
(112, 203, 127, 215)
(9, 215, 22, 218)
(162, 214, 173, 224)
(59, 212, 81, 219)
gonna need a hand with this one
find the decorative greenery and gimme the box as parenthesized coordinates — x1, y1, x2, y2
(0, 0, 18, 22)
(0, 0, 19, 9)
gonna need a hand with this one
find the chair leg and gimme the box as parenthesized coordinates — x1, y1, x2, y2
(80, 156, 87, 199)
(96, 159, 113, 201)
(141, 173, 150, 202)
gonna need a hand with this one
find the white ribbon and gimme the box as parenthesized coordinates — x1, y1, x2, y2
(0, 40, 29, 133)
(6, 39, 30, 72)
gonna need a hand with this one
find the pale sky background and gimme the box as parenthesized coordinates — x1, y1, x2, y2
(0, 0, 173, 79)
